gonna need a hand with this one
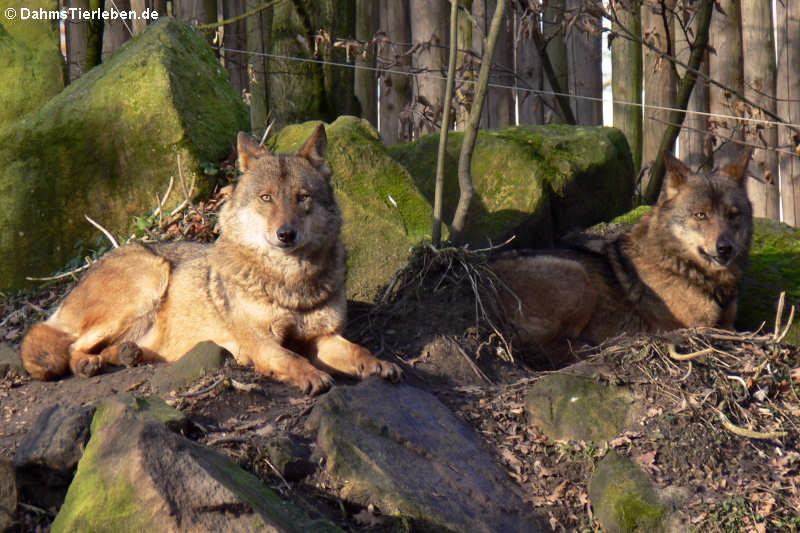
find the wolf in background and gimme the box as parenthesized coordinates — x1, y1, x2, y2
(492, 149, 754, 364)
(21, 124, 401, 394)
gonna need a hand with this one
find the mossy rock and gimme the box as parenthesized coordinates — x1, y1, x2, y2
(738, 218, 800, 345)
(0, 18, 248, 291)
(525, 373, 637, 443)
(0, 1, 65, 125)
(149, 341, 228, 394)
(389, 124, 634, 248)
(54, 398, 341, 532)
(589, 451, 668, 533)
(270, 116, 434, 301)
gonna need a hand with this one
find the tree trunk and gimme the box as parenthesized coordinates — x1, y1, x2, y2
(355, 0, 378, 127)
(101, 0, 133, 61)
(611, 0, 643, 170)
(174, 0, 217, 25)
(473, 0, 514, 129)
(708, 0, 744, 168)
(378, 0, 412, 144)
(410, 0, 448, 136)
(64, 0, 89, 82)
(676, 2, 709, 170)
(741, 0, 779, 220)
(222, 0, 248, 96)
(777, 0, 800, 226)
(566, 0, 602, 125)
(268, 0, 359, 129)
(516, 7, 544, 125)
(541, 0, 569, 123)
(641, 0, 677, 192)
(246, 0, 271, 134)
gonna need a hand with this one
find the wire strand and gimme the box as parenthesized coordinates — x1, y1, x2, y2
(221, 46, 800, 131)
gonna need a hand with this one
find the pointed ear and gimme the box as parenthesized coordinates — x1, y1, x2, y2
(721, 148, 752, 185)
(663, 150, 689, 200)
(237, 132, 268, 172)
(297, 123, 331, 179)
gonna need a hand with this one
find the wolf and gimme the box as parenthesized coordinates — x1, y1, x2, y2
(21, 124, 401, 394)
(492, 149, 754, 364)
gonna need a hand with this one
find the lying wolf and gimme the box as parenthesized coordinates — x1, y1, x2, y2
(492, 149, 754, 363)
(22, 124, 401, 394)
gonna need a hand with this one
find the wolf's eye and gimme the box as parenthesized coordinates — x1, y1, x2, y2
(297, 192, 311, 203)
(259, 193, 272, 202)
(728, 210, 739, 220)
(693, 212, 707, 221)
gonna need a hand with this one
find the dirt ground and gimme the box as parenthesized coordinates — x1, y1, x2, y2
(2, 255, 800, 533)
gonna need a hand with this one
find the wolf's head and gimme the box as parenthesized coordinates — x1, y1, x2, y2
(653, 149, 754, 274)
(219, 124, 341, 256)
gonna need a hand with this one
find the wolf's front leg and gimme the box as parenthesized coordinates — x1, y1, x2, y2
(313, 334, 403, 382)
(243, 339, 334, 395)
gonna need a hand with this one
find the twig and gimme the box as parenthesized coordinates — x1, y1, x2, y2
(153, 175, 174, 219)
(667, 343, 713, 361)
(169, 154, 197, 216)
(259, 118, 275, 147)
(26, 259, 93, 281)
(206, 434, 248, 447)
(717, 411, 787, 440)
(231, 379, 260, 393)
(196, 0, 284, 30)
(84, 215, 119, 248)
(177, 376, 226, 397)
(262, 456, 293, 493)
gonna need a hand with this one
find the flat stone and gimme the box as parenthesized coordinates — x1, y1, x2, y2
(307, 379, 545, 533)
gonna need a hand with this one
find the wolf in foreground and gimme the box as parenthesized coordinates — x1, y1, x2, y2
(21, 125, 401, 394)
(492, 149, 754, 363)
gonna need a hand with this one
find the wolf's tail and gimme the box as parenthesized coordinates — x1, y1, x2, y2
(21, 323, 72, 380)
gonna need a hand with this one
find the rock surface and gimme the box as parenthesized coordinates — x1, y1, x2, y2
(0, 18, 248, 291)
(150, 341, 228, 394)
(525, 372, 638, 443)
(13, 404, 95, 510)
(52, 396, 341, 533)
(390, 124, 635, 248)
(0, 0, 64, 125)
(0, 458, 16, 531)
(307, 379, 545, 533)
(588, 451, 669, 533)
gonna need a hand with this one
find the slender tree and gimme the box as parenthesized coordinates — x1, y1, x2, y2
(473, 0, 514, 129)
(433, 0, 459, 246)
(451, 0, 506, 240)
(777, 0, 800, 227)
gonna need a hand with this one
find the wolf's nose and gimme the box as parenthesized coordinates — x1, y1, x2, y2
(277, 226, 297, 244)
(716, 239, 733, 260)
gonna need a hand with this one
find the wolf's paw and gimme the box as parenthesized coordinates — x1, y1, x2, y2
(117, 342, 142, 367)
(75, 355, 104, 377)
(358, 358, 404, 382)
(297, 368, 334, 396)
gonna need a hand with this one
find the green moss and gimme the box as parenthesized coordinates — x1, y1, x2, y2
(271, 116, 433, 301)
(525, 374, 635, 443)
(390, 124, 634, 248)
(738, 218, 800, 345)
(0, 18, 247, 291)
(0, 1, 64, 125)
(589, 451, 668, 533)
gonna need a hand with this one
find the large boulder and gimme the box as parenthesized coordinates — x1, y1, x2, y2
(389, 125, 635, 248)
(271, 116, 433, 301)
(52, 396, 341, 532)
(307, 379, 546, 533)
(0, 18, 248, 291)
(0, 0, 65, 125)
